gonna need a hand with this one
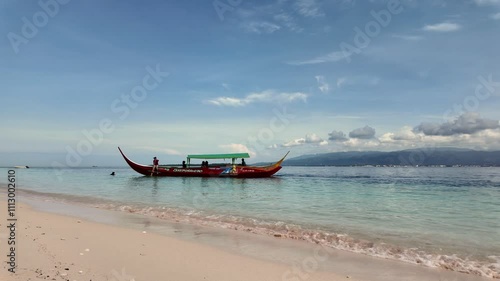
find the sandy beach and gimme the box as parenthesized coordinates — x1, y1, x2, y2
(0, 202, 343, 281)
(0, 191, 493, 281)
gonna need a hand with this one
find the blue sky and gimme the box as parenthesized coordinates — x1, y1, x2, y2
(1, 0, 500, 166)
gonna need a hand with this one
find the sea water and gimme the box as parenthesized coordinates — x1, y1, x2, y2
(1, 166, 499, 278)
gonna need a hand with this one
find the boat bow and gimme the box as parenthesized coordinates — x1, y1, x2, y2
(118, 147, 154, 176)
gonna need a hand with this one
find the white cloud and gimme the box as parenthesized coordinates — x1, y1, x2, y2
(274, 13, 303, 32)
(206, 90, 308, 107)
(294, 0, 324, 17)
(491, 12, 500, 20)
(392, 34, 424, 41)
(423, 22, 461, 32)
(137, 146, 182, 155)
(343, 138, 381, 149)
(275, 92, 308, 103)
(305, 133, 323, 143)
(315, 75, 330, 93)
(288, 51, 350, 65)
(319, 140, 329, 146)
(349, 130, 500, 151)
(282, 138, 306, 147)
(236, 2, 307, 34)
(378, 132, 395, 143)
(243, 21, 281, 34)
(378, 126, 421, 144)
(332, 76, 379, 89)
(392, 126, 420, 140)
(206, 97, 247, 107)
(282, 133, 326, 147)
(378, 128, 500, 151)
(219, 144, 256, 157)
(336, 77, 347, 88)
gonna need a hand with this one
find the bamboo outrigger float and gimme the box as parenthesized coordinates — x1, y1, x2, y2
(118, 147, 288, 178)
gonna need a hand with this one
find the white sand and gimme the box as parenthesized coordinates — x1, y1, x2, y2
(0, 193, 493, 281)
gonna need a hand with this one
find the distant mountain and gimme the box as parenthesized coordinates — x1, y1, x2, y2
(283, 148, 500, 166)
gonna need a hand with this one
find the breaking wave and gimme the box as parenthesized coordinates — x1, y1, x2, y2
(97, 202, 500, 279)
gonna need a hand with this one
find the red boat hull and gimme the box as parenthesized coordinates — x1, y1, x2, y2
(118, 147, 287, 178)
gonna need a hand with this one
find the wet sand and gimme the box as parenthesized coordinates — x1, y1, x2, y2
(0, 191, 493, 281)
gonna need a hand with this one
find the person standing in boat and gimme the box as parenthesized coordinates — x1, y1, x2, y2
(151, 156, 159, 176)
(241, 158, 246, 166)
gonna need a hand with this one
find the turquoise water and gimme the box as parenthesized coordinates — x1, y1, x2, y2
(1, 166, 500, 278)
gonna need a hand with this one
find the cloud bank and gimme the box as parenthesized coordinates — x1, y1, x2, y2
(414, 112, 500, 136)
(206, 90, 308, 107)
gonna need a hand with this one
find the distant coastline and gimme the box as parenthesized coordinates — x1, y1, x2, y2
(283, 148, 500, 167)
(283, 164, 500, 167)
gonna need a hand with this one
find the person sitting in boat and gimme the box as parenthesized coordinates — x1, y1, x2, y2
(241, 158, 246, 166)
(151, 157, 159, 176)
(182, 161, 187, 168)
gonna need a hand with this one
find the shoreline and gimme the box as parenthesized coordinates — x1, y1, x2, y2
(1, 199, 344, 281)
(9, 186, 500, 279)
(0, 190, 494, 281)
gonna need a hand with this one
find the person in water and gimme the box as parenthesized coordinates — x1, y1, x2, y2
(151, 157, 159, 176)
(110, 172, 115, 176)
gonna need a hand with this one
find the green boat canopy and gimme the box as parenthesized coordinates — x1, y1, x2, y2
(187, 153, 250, 159)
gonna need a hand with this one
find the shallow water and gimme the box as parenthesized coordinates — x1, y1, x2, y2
(1, 166, 499, 278)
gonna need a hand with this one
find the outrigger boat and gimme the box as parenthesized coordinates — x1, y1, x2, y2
(118, 147, 288, 178)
